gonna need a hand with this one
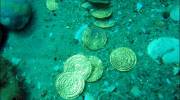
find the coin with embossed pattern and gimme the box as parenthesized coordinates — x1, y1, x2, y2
(90, 8, 112, 19)
(55, 72, 85, 99)
(82, 26, 107, 50)
(87, 56, 104, 82)
(64, 54, 92, 80)
(110, 47, 137, 71)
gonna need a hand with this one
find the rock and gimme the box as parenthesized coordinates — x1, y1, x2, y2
(136, 2, 143, 12)
(170, 6, 179, 21)
(74, 24, 88, 43)
(130, 86, 141, 97)
(11, 57, 22, 65)
(84, 93, 94, 100)
(0, 56, 23, 100)
(147, 37, 179, 65)
(173, 67, 180, 75)
(103, 85, 116, 92)
(0, 0, 32, 30)
(81, 2, 93, 10)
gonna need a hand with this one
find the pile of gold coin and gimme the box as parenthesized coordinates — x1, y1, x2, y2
(110, 47, 137, 71)
(80, 0, 116, 51)
(81, 0, 115, 29)
(55, 54, 104, 99)
(82, 26, 107, 50)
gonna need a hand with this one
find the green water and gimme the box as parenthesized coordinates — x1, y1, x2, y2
(0, 0, 179, 100)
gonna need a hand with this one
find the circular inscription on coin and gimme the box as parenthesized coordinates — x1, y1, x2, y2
(82, 26, 107, 50)
(64, 54, 92, 80)
(55, 72, 85, 99)
(87, 56, 104, 82)
(110, 47, 137, 71)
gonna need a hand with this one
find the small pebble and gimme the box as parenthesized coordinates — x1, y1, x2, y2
(173, 67, 180, 75)
(130, 86, 141, 97)
(41, 89, 48, 97)
(11, 57, 22, 65)
(53, 65, 60, 72)
(84, 93, 94, 100)
(81, 2, 93, 10)
(136, 2, 143, 12)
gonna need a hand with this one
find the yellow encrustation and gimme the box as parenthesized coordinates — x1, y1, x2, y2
(110, 47, 137, 71)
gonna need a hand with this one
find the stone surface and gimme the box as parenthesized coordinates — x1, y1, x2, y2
(0, 0, 32, 30)
(170, 6, 180, 21)
(147, 37, 179, 64)
(130, 86, 141, 97)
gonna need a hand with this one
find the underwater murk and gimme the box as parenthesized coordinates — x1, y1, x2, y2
(0, 0, 179, 100)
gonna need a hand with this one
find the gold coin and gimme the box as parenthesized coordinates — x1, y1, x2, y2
(110, 47, 137, 71)
(90, 8, 112, 19)
(64, 54, 92, 80)
(82, 26, 107, 50)
(55, 72, 85, 99)
(87, 56, 104, 82)
(93, 20, 116, 28)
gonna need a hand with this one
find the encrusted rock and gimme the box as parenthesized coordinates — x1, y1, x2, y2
(0, 0, 32, 30)
(147, 37, 179, 65)
(170, 5, 179, 21)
